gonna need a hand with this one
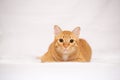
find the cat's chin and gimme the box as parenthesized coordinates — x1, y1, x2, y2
(62, 50, 72, 55)
(63, 51, 68, 54)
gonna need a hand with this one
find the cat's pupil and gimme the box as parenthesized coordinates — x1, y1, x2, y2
(59, 39, 63, 42)
(70, 39, 74, 43)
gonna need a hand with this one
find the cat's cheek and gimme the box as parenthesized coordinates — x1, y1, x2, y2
(55, 47, 63, 53)
(69, 47, 77, 53)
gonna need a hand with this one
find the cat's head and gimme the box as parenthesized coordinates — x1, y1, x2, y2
(54, 25, 80, 55)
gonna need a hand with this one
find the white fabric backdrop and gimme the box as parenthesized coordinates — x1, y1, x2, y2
(0, 0, 120, 80)
(0, 0, 120, 58)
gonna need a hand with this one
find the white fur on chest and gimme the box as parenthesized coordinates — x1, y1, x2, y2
(62, 55, 69, 61)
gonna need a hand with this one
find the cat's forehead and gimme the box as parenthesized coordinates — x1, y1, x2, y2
(58, 31, 75, 38)
(62, 31, 72, 36)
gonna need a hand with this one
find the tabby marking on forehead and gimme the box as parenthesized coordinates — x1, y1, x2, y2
(58, 31, 76, 40)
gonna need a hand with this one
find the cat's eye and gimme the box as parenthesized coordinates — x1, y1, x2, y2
(59, 39, 63, 42)
(70, 39, 74, 43)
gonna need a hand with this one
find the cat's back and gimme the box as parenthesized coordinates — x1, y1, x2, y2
(79, 39, 92, 61)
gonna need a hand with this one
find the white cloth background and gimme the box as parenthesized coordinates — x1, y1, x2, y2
(0, 0, 120, 80)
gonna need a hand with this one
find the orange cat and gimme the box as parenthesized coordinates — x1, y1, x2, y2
(40, 25, 92, 62)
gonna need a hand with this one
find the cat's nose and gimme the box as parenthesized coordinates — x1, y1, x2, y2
(63, 43, 69, 48)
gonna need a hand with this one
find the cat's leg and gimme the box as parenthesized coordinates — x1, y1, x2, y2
(40, 53, 56, 62)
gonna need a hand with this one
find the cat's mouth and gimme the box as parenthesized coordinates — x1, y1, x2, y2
(63, 49, 70, 54)
(56, 47, 74, 54)
(63, 49, 68, 53)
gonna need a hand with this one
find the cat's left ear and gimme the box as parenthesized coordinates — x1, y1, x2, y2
(54, 25, 62, 36)
(72, 27, 80, 37)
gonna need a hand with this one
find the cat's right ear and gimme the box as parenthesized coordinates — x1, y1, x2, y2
(54, 25, 62, 36)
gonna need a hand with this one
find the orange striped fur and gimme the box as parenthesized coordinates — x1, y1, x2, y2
(40, 25, 92, 62)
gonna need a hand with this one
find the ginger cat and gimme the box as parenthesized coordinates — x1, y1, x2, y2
(40, 25, 92, 62)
